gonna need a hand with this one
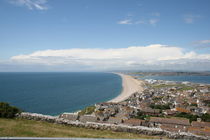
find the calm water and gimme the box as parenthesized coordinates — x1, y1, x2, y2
(0, 72, 122, 115)
(141, 75, 210, 84)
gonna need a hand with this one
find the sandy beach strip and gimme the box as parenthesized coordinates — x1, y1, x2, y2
(109, 73, 145, 103)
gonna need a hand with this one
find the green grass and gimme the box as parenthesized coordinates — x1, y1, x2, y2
(151, 84, 175, 88)
(178, 86, 194, 91)
(0, 118, 165, 139)
(78, 106, 96, 116)
(152, 84, 194, 91)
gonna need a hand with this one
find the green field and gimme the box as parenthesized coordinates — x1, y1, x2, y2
(0, 118, 164, 139)
(151, 84, 193, 91)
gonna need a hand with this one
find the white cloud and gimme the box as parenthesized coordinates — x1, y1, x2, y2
(148, 19, 159, 26)
(117, 19, 132, 25)
(9, 44, 210, 71)
(183, 14, 201, 24)
(8, 0, 48, 10)
(118, 18, 159, 26)
(118, 12, 160, 26)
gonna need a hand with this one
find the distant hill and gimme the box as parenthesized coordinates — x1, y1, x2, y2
(132, 71, 210, 76)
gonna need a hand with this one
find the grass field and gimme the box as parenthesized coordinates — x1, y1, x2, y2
(0, 118, 164, 139)
(151, 84, 193, 91)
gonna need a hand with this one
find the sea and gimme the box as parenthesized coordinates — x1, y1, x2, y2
(141, 75, 210, 84)
(0, 72, 122, 116)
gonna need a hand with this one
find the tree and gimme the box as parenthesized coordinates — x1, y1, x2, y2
(0, 102, 21, 118)
(201, 113, 210, 122)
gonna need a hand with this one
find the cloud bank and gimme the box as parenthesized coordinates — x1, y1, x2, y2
(4, 44, 210, 71)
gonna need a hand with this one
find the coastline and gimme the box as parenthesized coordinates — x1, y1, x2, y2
(13, 73, 210, 139)
(109, 73, 145, 103)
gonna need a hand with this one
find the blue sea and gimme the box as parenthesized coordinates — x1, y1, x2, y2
(0, 72, 122, 115)
(141, 75, 210, 84)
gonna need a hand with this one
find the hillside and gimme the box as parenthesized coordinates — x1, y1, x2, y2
(0, 118, 163, 139)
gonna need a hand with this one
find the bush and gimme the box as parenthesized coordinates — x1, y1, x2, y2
(0, 102, 21, 118)
(201, 113, 210, 122)
(149, 103, 170, 110)
(175, 112, 198, 122)
(190, 103, 198, 107)
(133, 112, 149, 120)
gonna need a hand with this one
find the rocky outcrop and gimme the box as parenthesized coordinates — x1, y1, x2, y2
(18, 112, 209, 140)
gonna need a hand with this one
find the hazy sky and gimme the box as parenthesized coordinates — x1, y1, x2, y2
(0, 0, 210, 71)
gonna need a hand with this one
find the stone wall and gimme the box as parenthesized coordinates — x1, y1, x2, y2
(18, 112, 208, 140)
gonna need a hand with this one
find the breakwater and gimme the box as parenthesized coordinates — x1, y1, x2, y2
(18, 112, 208, 140)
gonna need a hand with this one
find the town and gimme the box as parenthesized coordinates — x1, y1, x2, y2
(59, 74, 210, 138)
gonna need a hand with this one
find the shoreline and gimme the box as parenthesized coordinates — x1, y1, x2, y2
(108, 73, 145, 103)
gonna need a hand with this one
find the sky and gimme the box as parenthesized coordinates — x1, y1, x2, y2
(0, 0, 210, 72)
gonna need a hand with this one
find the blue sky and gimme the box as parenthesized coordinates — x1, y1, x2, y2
(0, 0, 210, 71)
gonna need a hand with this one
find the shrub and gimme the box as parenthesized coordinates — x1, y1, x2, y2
(201, 113, 210, 122)
(175, 112, 198, 122)
(190, 103, 198, 107)
(134, 112, 148, 120)
(78, 106, 96, 116)
(0, 102, 21, 118)
(149, 103, 170, 110)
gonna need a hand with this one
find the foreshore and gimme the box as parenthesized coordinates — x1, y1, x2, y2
(109, 73, 145, 103)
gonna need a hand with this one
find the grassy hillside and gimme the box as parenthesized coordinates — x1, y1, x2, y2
(0, 118, 164, 139)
